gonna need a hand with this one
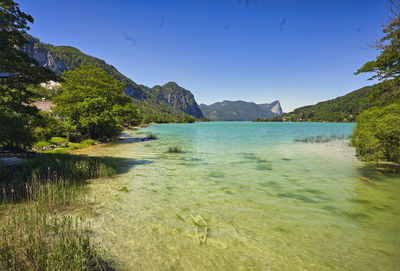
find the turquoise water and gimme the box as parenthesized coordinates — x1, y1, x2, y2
(78, 122, 400, 270)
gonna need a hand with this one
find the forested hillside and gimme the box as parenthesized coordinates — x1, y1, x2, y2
(256, 83, 399, 122)
(22, 35, 202, 122)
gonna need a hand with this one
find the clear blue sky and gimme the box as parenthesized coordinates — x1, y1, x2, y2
(19, 0, 387, 112)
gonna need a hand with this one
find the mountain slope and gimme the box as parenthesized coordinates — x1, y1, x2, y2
(152, 82, 203, 118)
(199, 100, 282, 121)
(261, 83, 399, 122)
(22, 35, 203, 120)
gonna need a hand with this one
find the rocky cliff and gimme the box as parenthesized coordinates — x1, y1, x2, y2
(21, 35, 203, 118)
(199, 100, 283, 121)
(152, 82, 204, 118)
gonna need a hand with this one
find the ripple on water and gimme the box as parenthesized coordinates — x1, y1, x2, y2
(81, 122, 400, 270)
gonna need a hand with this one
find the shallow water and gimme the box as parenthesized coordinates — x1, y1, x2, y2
(77, 122, 400, 270)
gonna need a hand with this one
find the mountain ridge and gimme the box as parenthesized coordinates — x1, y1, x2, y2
(199, 100, 283, 121)
(21, 34, 204, 120)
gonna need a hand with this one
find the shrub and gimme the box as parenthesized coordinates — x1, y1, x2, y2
(49, 137, 67, 144)
(351, 103, 400, 163)
(80, 139, 97, 147)
(33, 141, 52, 149)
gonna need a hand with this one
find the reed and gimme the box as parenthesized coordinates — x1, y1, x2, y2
(0, 205, 112, 271)
(0, 153, 118, 270)
(0, 153, 115, 204)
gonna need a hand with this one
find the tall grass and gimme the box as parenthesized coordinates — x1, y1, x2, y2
(0, 154, 115, 204)
(0, 153, 118, 270)
(0, 205, 112, 270)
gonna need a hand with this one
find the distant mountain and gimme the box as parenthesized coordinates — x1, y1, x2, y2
(21, 35, 203, 120)
(199, 100, 283, 121)
(258, 83, 399, 122)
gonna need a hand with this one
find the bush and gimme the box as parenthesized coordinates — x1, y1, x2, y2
(49, 137, 67, 144)
(351, 103, 400, 163)
(33, 141, 52, 149)
(32, 112, 67, 142)
(80, 139, 97, 147)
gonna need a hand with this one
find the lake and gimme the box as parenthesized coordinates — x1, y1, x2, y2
(77, 122, 400, 270)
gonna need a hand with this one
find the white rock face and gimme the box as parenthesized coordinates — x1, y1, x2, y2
(40, 80, 61, 90)
(271, 102, 283, 115)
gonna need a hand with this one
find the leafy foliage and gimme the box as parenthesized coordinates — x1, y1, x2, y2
(31, 111, 66, 142)
(351, 103, 400, 163)
(0, 0, 59, 149)
(355, 1, 400, 81)
(350, 1, 400, 164)
(54, 65, 140, 139)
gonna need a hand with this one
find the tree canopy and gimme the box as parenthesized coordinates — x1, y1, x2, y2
(54, 65, 140, 140)
(0, 0, 59, 149)
(351, 0, 400, 164)
(351, 104, 400, 163)
(355, 0, 400, 81)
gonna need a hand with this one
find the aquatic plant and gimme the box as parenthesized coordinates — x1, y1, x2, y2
(294, 135, 350, 143)
(255, 158, 272, 170)
(119, 186, 129, 192)
(357, 175, 374, 184)
(167, 146, 183, 153)
(146, 133, 158, 140)
(191, 215, 208, 245)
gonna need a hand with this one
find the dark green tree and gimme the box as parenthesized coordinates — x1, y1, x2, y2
(355, 0, 400, 80)
(352, 0, 400, 163)
(54, 65, 141, 139)
(0, 0, 60, 149)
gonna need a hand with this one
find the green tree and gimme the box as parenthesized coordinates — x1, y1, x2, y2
(54, 65, 140, 139)
(0, 0, 60, 149)
(112, 103, 141, 126)
(351, 104, 400, 163)
(355, 0, 400, 81)
(352, 1, 400, 163)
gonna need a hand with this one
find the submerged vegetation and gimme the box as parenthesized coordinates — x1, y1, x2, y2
(167, 146, 183, 153)
(191, 215, 208, 245)
(295, 135, 350, 143)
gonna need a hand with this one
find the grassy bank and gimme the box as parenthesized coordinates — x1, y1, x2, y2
(0, 153, 122, 270)
(33, 137, 98, 154)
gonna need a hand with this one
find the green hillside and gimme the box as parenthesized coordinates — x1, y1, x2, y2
(22, 35, 201, 123)
(256, 82, 399, 122)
